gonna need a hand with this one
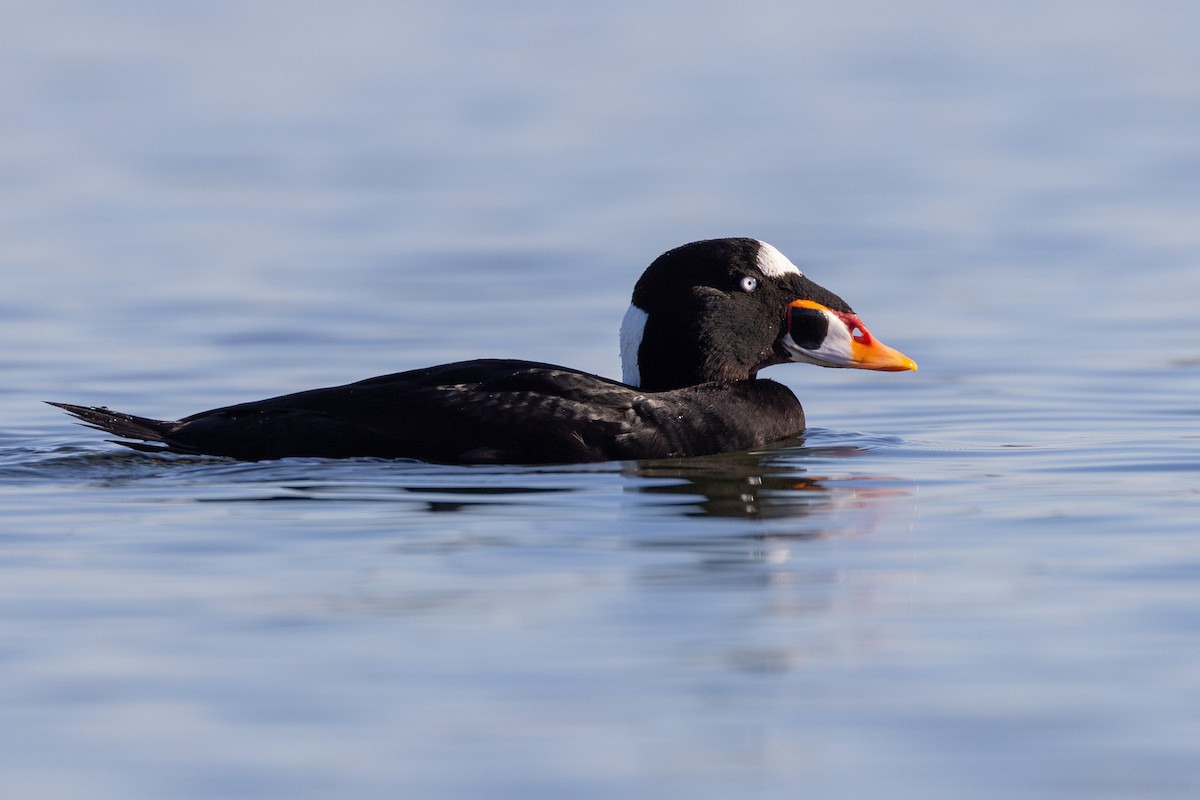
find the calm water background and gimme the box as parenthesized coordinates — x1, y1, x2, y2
(2, 1, 1199, 797)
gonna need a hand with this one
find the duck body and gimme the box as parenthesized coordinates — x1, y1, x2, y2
(53, 359, 805, 463)
(52, 238, 914, 464)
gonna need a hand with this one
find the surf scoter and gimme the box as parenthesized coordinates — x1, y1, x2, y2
(50, 238, 915, 464)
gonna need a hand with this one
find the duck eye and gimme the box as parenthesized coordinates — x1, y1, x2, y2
(739, 275, 758, 293)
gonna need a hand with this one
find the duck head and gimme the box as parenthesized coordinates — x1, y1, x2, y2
(619, 238, 916, 391)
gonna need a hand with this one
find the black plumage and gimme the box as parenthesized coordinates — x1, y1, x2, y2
(51, 360, 804, 463)
(50, 238, 914, 464)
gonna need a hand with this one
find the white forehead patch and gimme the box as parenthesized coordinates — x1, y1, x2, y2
(755, 241, 803, 278)
(619, 304, 649, 387)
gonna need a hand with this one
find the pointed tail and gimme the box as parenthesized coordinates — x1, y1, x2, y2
(47, 402, 179, 452)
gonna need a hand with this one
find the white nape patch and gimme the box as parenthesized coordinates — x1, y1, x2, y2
(755, 240, 803, 278)
(619, 304, 649, 387)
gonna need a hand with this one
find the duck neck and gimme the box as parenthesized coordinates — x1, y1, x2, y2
(620, 303, 762, 391)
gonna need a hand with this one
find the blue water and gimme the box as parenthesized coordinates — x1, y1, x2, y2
(3, 1, 1200, 798)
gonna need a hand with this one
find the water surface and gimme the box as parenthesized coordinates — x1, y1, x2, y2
(2, 1, 1199, 798)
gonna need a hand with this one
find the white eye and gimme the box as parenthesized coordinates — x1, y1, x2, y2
(739, 275, 758, 293)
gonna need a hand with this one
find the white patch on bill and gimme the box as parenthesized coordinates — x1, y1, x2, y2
(780, 306, 854, 368)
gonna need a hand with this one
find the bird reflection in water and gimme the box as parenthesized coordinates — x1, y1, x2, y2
(629, 437, 905, 521)
(624, 438, 915, 595)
